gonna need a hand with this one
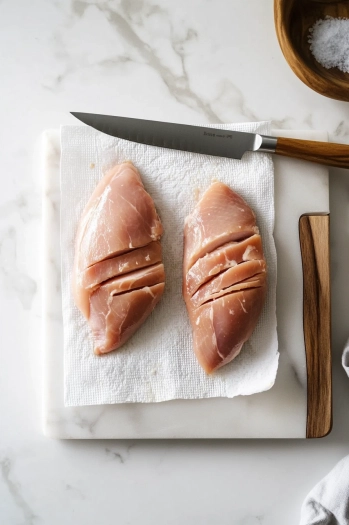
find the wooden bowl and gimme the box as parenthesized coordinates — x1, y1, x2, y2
(274, 0, 349, 101)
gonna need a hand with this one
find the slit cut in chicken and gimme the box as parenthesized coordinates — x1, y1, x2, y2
(185, 234, 264, 297)
(73, 162, 165, 355)
(183, 182, 267, 373)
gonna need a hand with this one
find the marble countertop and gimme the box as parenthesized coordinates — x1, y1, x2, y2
(1, 0, 349, 523)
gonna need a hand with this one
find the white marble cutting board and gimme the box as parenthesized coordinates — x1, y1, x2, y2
(42, 128, 329, 439)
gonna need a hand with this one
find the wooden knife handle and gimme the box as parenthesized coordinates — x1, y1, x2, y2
(275, 137, 349, 168)
(299, 214, 332, 438)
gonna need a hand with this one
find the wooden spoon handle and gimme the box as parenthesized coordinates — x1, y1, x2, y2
(299, 214, 332, 438)
(275, 137, 349, 168)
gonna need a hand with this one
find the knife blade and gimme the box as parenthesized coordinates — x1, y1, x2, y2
(71, 112, 349, 169)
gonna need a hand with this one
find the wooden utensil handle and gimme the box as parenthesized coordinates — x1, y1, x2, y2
(275, 137, 349, 168)
(299, 214, 332, 438)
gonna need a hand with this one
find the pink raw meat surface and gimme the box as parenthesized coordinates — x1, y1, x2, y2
(183, 182, 267, 373)
(73, 162, 165, 355)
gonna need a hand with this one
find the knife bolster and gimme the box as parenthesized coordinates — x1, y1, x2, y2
(258, 135, 277, 153)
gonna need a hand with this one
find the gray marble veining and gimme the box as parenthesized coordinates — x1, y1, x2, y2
(0, 456, 38, 525)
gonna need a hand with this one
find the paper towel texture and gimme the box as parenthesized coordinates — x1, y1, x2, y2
(61, 122, 278, 406)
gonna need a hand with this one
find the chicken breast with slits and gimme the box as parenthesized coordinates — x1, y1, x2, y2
(73, 162, 165, 355)
(183, 182, 267, 373)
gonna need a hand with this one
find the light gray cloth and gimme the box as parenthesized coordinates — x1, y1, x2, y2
(342, 338, 349, 378)
(300, 455, 349, 525)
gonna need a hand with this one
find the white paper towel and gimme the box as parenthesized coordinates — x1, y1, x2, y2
(61, 122, 279, 406)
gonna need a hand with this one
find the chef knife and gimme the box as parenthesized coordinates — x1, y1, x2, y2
(71, 112, 349, 169)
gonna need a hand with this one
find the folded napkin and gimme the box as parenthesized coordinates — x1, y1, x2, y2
(342, 338, 349, 378)
(300, 455, 349, 525)
(61, 122, 279, 406)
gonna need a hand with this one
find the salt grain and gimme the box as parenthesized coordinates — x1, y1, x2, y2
(308, 16, 349, 73)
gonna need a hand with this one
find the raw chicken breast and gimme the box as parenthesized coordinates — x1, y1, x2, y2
(183, 182, 259, 271)
(75, 162, 163, 271)
(188, 288, 266, 373)
(77, 241, 162, 318)
(90, 283, 165, 355)
(73, 162, 165, 355)
(191, 260, 266, 308)
(183, 182, 267, 373)
(185, 234, 264, 296)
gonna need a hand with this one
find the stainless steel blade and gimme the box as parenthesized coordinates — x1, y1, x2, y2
(70, 112, 274, 159)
